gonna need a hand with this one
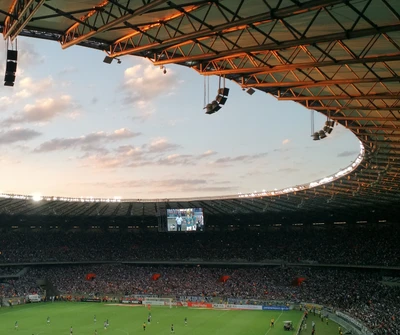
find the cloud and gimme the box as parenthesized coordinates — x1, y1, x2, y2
(121, 63, 180, 120)
(84, 178, 236, 194)
(0, 96, 13, 109)
(0, 128, 42, 145)
(80, 155, 127, 169)
(282, 139, 290, 145)
(0, 155, 21, 164)
(14, 76, 53, 99)
(214, 152, 268, 165)
(199, 150, 217, 158)
(115, 145, 143, 157)
(337, 150, 359, 158)
(17, 41, 45, 67)
(79, 146, 216, 170)
(273, 147, 292, 153)
(241, 168, 265, 178)
(146, 138, 181, 153)
(154, 154, 195, 166)
(2, 95, 76, 125)
(34, 128, 141, 153)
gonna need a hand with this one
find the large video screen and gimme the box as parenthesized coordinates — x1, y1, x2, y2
(167, 208, 204, 232)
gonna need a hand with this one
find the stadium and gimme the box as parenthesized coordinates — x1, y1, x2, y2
(0, 0, 399, 335)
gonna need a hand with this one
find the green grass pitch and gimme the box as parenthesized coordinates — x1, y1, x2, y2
(0, 302, 341, 335)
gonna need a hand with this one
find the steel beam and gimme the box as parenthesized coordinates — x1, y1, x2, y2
(152, 24, 400, 66)
(109, 0, 346, 58)
(311, 106, 400, 111)
(330, 116, 399, 122)
(349, 126, 400, 130)
(277, 94, 400, 101)
(60, 0, 168, 49)
(242, 76, 400, 89)
(3, 0, 45, 41)
(199, 54, 400, 76)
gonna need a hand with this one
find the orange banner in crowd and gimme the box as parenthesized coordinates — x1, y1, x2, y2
(219, 275, 230, 283)
(86, 273, 96, 281)
(151, 273, 161, 281)
(292, 277, 306, 286)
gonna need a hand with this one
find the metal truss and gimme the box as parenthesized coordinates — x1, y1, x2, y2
(198, 54, 400, 77)
(277, 94, 400, 101)
(59, 0, 168, 49)
(241, 76, 400, 89)
(108, 0, 346, 58)
(149, 24, 400, 66)
(3, 0, 45, 41)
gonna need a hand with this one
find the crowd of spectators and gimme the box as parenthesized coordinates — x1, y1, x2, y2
(1, 265, 398, 335)
(0, 228, 399, 265)
(0, 267, 22, 276)
(1, 227, 399, 334)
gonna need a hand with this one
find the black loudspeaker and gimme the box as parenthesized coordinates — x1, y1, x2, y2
(7, 50, 18, 61)
(6, 61, 17, 73)
(4, 50, 18, 86)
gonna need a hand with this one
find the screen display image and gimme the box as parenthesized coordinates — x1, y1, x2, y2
(167, 208, 204, 232)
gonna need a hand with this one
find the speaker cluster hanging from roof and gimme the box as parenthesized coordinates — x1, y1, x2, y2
(4, 38, 18, 87)
(203, 75, 229, 115)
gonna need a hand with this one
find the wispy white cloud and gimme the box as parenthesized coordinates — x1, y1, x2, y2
(0, 128, 42, 145)
(2, 95, 77, 125)
(81, 178, 236, 194)
(282, 139, 290, 145)
(14, 76, 53, 99)
(146, 137, 181, 153)
(121, 63, 180, 121)
(199, 150, 217, 158)
(0, 96, 13, 109)
(34, 128, 141, 153)
(213, 153, 268, 165)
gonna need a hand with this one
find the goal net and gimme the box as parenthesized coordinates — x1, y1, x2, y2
(143, 297, 173, 309)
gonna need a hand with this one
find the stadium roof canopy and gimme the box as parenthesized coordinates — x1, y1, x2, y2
(0, 0, 399, 220)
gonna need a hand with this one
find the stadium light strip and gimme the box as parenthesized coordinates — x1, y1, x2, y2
(237, 141, 365, 199)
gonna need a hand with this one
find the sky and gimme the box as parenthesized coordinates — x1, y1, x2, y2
(0, 37, 360, 199)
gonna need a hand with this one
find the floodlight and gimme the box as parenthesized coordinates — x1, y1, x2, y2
(32, 194, 43, 202)
(246, 88, 255, 95)
(103, 56, 113, 64)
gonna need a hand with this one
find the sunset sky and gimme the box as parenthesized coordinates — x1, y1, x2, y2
(0, 37, 360, 199)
